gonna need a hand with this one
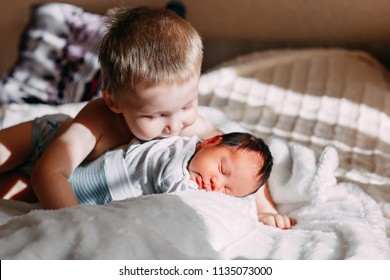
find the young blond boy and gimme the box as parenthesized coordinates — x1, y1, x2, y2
(0, 6, 294, 229)
(0, 6, 215, 209)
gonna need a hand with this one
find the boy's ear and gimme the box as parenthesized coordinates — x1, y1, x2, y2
(102, 90, 121, 113)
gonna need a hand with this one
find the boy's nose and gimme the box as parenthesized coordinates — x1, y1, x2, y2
(165, 118, 181, 134)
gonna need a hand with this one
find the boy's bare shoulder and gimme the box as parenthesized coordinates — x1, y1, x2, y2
(76, 98, 112, 119)
(73, 98, 121, 128)
(72, 98, 123, 134)
(72, 98, 134, 160)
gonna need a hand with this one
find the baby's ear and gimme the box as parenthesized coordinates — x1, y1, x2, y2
(201, 135, 223, 147)
(102, 90, 121, 113)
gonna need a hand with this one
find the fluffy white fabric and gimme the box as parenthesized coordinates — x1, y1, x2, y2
(264, 138, 390, 259)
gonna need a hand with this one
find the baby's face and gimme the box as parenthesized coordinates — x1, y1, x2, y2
(119, 73, 200, 141)
(188, 137, 262, 197)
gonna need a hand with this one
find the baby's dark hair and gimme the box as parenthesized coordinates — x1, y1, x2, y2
(218, 132, 273, 192)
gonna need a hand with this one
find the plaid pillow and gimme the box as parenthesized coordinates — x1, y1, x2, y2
(0, 3, 104, 104)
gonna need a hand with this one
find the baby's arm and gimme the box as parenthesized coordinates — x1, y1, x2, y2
(255, 183, 296, 229)
(180, 114, 222, 139)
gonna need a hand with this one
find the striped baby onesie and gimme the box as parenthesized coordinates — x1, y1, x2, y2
(68, 154, 112, 205)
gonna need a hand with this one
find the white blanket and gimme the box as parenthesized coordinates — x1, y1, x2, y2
(0, 106, 389, 259)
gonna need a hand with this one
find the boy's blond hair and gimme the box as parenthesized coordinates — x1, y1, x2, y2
(99, 6, 203, 99)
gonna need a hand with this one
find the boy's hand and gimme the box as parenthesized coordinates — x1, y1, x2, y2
(258, 213, 296, 229)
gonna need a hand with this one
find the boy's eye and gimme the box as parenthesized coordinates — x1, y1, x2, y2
(183, 105, 193, 110)
(145, 114, 165, 119)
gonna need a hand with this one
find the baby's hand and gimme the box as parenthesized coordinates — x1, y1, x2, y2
(258, 213, 296, 230)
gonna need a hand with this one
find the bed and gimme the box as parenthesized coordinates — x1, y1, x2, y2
(1, 1, 390, 260)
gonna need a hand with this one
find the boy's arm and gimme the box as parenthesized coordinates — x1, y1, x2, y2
(30, 99, 111, 209)
(31, 121, 96, 209)
(180, 114, 222, 139)
(255, 183, 296, 229)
